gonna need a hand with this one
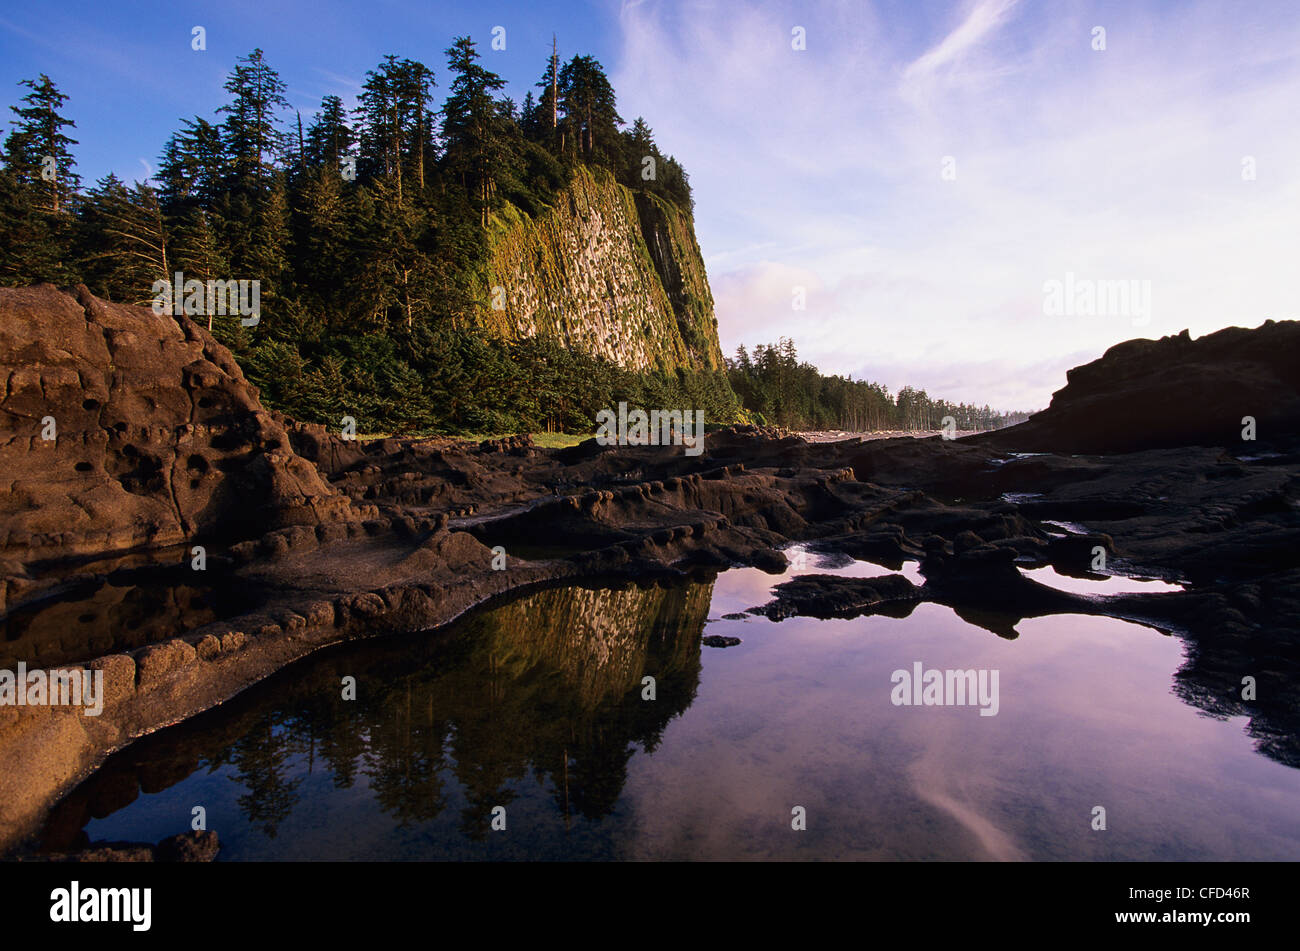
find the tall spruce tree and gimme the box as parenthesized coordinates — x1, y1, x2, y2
(158, 117, 227, 211)
(356, 56, 434, 200)
(557, 55, 622, 165)
(75, 174, 168, 304)
(218, 49, 288, 192)
(441, 36, 510, 227)
(3, 74, 79, 213)
(304, 95, 356, 173)
(532, 40, 562, 153)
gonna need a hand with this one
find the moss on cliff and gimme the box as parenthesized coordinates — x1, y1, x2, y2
(477, 166, 725, 374)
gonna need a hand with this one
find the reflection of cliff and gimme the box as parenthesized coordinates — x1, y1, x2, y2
(474, 581, 709, 707)
(35, 578, 712, 853)
(1171, 627, 1300, 770)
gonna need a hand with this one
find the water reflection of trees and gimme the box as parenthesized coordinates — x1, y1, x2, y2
(38, 578, 711, 852)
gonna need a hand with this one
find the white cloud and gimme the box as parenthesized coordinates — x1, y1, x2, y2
(614, 1, 1300, 409)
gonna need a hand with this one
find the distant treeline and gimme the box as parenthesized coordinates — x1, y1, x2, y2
(727, 339, 1034, 432)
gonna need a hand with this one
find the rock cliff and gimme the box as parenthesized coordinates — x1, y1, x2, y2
(0, 284, 356, 578)
(973, 320, 1300, 454)
(478, 166, 724, 372)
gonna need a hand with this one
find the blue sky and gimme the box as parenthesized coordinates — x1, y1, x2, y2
(4, 0, 1299, 410)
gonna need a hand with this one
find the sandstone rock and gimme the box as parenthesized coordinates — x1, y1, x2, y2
(0, 284, 355, 567)
(134, 639, 197, 690)
(87, 654, 135, 707)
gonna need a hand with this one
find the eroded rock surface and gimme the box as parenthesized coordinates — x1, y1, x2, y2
(0, 284, 355, 597)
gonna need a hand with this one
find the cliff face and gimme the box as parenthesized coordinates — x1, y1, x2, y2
(479, 166, 725, 373)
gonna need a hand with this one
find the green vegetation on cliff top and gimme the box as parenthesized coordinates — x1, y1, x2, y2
(0, 44, 1030, 436)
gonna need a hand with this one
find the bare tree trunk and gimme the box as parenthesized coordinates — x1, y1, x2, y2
(392, 101, 402, 203)
(416, 109, 425, 189)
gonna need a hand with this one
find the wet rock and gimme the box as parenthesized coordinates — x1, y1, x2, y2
(754, 573, 920, 621)
(751, 548, 789, 574)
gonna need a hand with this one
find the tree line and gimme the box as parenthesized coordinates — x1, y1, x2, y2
(0, 44, 1029, 437)
(0, 41, 710, 433)
(727, 339, 1034, 432)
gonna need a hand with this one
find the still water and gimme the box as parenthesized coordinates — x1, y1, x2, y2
(34, 549, 1300, 860)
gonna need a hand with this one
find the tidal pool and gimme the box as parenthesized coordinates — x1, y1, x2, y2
(30, 550, 1300, 861)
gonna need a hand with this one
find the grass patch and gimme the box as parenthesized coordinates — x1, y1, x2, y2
(448, 431, 593, 449)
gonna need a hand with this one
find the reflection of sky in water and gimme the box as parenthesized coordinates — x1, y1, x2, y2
(64, 552, 1300, 861)
(1017, 565, 1185, 596)
(709, 544, 924, 619)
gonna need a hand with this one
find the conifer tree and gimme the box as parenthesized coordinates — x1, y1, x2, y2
(291, 164, 350, 323)
(532, 40, 562, 153)
(441, 37, 510, 226)
(3, 74, 79, 213)
(75, 174, 168, 304)
(218, 49, 288, 192)
(356, 56, 434, 200)
(0, 164, 71, 284)
(158, 117, 227, 211)
(171, 205, 230, 329)
(304, 95, 356, 174)
(557, 56, 622, 165)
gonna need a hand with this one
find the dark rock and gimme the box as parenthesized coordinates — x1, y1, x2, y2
(755, 573, 920, 621)
(751, 548, 789, 573)
(971, 320, 1300, 454)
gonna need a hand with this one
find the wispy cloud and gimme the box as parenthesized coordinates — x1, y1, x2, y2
(901, 0, 1020, 84)
(613, 0, 1300, 409)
